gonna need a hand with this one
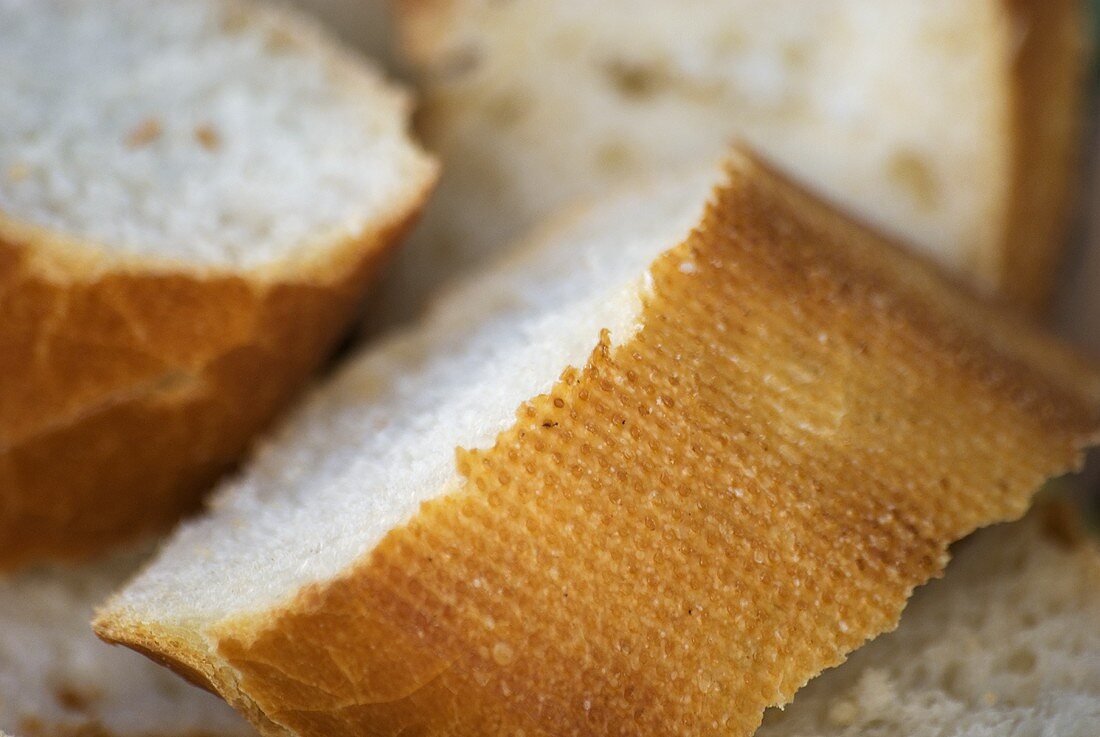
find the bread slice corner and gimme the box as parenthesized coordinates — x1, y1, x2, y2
(0, 544, 255, 737)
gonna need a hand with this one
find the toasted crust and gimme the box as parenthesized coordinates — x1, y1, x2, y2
(0, 175, 434, 569)
(98, 149, 1100, 737)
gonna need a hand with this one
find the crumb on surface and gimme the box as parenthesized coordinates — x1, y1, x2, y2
(194, 123, 221, 150)
(6, 162, 30, 182)
(125, 117, 163, 148)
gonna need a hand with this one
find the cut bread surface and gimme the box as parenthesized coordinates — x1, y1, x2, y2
(757, 506, 1100, 737)
(0, 0, 430, 271)
(389, 0, 1084, 318)
(0, 545, 253, 737)
(0, 0, 436, 567)
(98, 149, 1100, 737)
(105, 169, 718, 624)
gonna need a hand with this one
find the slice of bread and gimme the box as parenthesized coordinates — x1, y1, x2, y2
(390, 0, 1085, 321)
(1, 545, 253, 737)
(758, 503, 1100, 737)
(0, 0, 438, 568)
(96, 148, 1100, 737)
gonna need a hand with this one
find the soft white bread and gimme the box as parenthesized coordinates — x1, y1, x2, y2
(758, 503, 1100, 737)
(0, 0, 437, 568)
(96, 148, 1100, 737)
(0, 545, 253, 737)
(391, 0, 1085, 320)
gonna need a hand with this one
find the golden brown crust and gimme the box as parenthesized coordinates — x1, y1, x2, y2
(1000, 0, 1089, 311)
(0, 181, 432, 569)
(104, 149, 1100, 737)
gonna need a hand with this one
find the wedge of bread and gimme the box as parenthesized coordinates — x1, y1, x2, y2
(0, 0, 437, 568)
(0, 545, 253, 737)
(758, 503, 1100, 737)
(96, 148, 1100, 737)
(391, 0, 1086, 320)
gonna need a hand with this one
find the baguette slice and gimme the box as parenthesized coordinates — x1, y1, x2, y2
(0, 545, 254, 737)
(391, 0, 1085, 320)
(0, 0, 437, 568)
(758, 503, 1100, 737)
(96, 148, 1100, 737)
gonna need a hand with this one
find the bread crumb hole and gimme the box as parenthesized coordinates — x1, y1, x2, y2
(266, 26, 297, 51)
(826, 699, 859, 726)
(1005, 647, 1037, 674)
(125, 117, 163, 148)
(603, 58, 666, 100)
(438, 46, 483, 81)
(220, 5, 248, 32)
(940, 661, 963, 697)
(783, 45, 808, 69)
(54, 683, 97, 712)
(887, 151, 938, 210)
(6, 162, 31, 182)
(194, 124, 221, 150)
(485, 92, 529, 128)
(596, 141, 635, 176)
(18, 717, 44, 735)
(712, 27, 746, 53)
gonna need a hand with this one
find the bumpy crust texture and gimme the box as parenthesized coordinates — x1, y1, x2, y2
(0, 195, 429, 569)
(102, 150, 1100, 737)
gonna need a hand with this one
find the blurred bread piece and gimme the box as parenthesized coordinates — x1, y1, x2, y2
(758, 503, 1100, 737)
(288, 0, 398, 69)
(391, 0, 1086, 321)
(0, 545, 254, 737)
(96, 148, 1100, 737)
(0, 0, 437, 568)
(1059, 124, 1100, 361)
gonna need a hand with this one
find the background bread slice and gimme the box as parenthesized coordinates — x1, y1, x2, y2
(96, 149, 1100, 737)
(0, 0, 437, 569)
(757, 503, 1100, 737)
(288, 0, 399, 69)
(0, 545, 253, 737)
(387, 0, 1086, 323)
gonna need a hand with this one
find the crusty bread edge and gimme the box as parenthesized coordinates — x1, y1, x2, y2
(96, 148, 1100, 737)
(999, 0, 1090, 311)
(0, 0, 439, 568)
(0, 177, 433, 568)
